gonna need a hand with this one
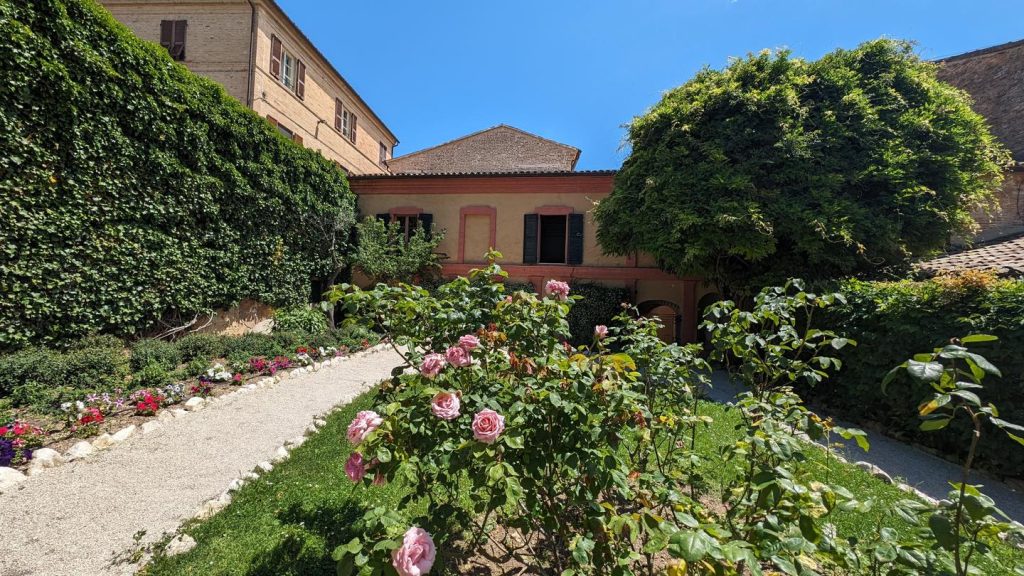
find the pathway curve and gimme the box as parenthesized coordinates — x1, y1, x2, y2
(707, 371, 1024, 521)
(0, 346, 406, 576)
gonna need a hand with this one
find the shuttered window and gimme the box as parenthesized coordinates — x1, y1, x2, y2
(567, 213, 584, 265)
(379, 142, 388, 165)
(295, 60, 306, 99)
(522, 213, 583, 265)
(160, 20, 187, 61)
(335, 99, 344, 132)
(523, 214, 539, 264)
(270, 35, 282, 78)
(349, 114, 357, 143)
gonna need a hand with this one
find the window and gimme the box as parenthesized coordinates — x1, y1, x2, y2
(395, 215, 419, 242)
(523, 212, 584, 265)
(379, 142, 388, 165)
(335, 99, 345, 132)
(270, 35, 304, 98)
(539, 215, 567, 263)
(281, 51, 296, 90)
(277, 123, 294, 139)
(342, 109, 350, 137)
(160, 20, 187, 61)
(378, 213, 434, 243)
(349, 114, 358, 143)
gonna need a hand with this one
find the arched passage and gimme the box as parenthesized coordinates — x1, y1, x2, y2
(637, 300, 682, 344)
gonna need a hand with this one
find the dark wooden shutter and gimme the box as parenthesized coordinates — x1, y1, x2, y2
(160, 20, 173, 51)
(418, 213, 433, 239)
(292, 133, 303, 145)
(266, 115, 278, 128)
(523, 214, 539, 264)
(171, 20, 187, 60)
(350, 114, 357, 143)
(295, 60, 306, 99)
(334, 99, 343, 131)
(567, 213, 584, 265)
(270, 35, 282, 79)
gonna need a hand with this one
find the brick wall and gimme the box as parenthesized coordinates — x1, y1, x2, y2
(388, 125, 579, 174)
(968, 171, 1024, 244)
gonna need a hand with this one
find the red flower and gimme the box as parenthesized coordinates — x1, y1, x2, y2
(0, 427, 8, 436)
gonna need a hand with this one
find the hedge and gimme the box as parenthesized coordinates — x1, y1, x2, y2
(805, 273, 1024, 478)
(502, 280, 629, 345)
(0, 0, 356, 350)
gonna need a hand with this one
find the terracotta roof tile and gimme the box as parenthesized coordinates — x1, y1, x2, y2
(918, 234, 1024, 277)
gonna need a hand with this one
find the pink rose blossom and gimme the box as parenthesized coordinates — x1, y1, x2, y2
(458, 334, 480, 350)
(346, 410, 383, 445)
(594, 325, 608, 339)
(431, 391, 461, 420)
(419, 353, 446, 378)
(345, 452, 366, 482)
(445, 345, 472, 368)
(392, 527, 436, 576)
(545, 279, 570, 301)
(472, 409, 505, 444)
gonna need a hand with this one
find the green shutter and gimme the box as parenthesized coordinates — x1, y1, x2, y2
(567, 213, 584, 265)
(523, 214, 539, 264)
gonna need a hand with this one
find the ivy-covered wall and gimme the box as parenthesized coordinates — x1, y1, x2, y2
(807, 274, 1024, 478)
(0, 0, 356, 349)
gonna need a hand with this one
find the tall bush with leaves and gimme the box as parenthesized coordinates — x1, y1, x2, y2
(351, 217, 445, 286)
(595, 39, 1010, 298)
(0, 0, 356, 350)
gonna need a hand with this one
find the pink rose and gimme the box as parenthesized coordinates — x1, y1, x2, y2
(504, 295, 513, 304)
(420, 353, 446, 378)
(431, 391, 461, 420)
(594, 325, 608, 339)
(392, 527, 436, 576)
(472, 409, 505, 444)
(346, 410, 383, 445)
(458, 334, 480, 351)
(345, 452, 366, 482)
(445, 345, 472, 368)
(545, 279, 570, 301)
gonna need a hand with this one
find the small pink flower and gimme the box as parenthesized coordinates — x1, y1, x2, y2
(346, 410, 383, 445)
(545, 279, 570, 301)
(445, 346, 472, 368)
(420, 353, 446, 378)
(373, 472, 387, 486)
(504, 295, 513, 304)
(594, 325, 608, 339)
(472, 409, 505, 444)
(392, 527, 436, 576)
(431, 391, 461, 420)
(458, 334, 480, 351)
(345, 452, 366, 482)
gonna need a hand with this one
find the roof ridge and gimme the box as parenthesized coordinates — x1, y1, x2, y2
(389, 124, 580, 164)
(350, 169, 617, 179)
(934, 38, 1024, 63)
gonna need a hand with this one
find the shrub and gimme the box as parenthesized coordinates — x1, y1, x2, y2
(273, 305, 329, 336)
(270, 330, 309, 353)
(565, 282, 629, 344)
(133, 363, 173, 389)
(224, 333, 285, 367)
(2, 341, 129, 409)
(130, 339, 181, 372)
(0, 0, 356, 350)
(808, 275, 1024, 477)
(69, 334, 125, 352)
(0, 347, 57, 399)
(174, 333, 227, 363)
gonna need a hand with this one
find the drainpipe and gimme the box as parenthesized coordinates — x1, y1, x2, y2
(245, 0, 258, 107)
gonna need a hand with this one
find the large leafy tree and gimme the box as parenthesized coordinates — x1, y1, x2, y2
(595, 39, 1010, 298)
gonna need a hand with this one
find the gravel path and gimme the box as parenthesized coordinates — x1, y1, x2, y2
(707, 371, 1024, 521)
(0, 346, 406, 576)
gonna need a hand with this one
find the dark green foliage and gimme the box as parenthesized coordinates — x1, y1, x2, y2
(351, 217, 445, 285)
(130, 338, 181, 371)
(224, 333, 283, 367)
(0, 0, 356, 350)
(807, 275, 1024, 477)
(0, 339, 129, 409)
(133, 362, 172, 389)
(271, 331, 309, 353)
(273, 306, 330, 336)
(175, 333, 227, 363)
(566, 283, 629, 344)
(595, 39, 1010, 297)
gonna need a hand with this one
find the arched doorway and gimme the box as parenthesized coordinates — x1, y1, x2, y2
(637, 300, 682, 344)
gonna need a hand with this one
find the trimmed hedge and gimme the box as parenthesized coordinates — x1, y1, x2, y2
(0, 0, 356, 350)
(807, 274, 1024, 477)
(566, 283, 630, 344)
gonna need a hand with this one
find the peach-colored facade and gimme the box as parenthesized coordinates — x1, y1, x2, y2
(352, 172, 714, 343)
(100, 0, 397, 175)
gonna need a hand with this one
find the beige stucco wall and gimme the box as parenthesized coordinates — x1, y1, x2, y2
(101, 0, 253, 103)
(358, 191, 627, 267)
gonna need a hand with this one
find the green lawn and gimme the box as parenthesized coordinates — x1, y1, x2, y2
(143, 392, 1024, 575)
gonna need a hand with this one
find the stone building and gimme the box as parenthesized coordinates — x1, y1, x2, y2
(352, 126, 712, 344)
(100, 0, 398, 175)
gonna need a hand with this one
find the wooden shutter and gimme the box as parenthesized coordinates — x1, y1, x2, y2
(270, 35, 282, 79)
(523, 214, 539, 264)
(266, 115, 278, 128)
(295, 60, 306, 99)
(334, 99, 343, 131)
(418, 213, 433, 240)
(567, 213, 584, 265)
(171, 20, 187, 60)
(292, 133, 303, 145)
(160, 20, 173, 51)
(376, 213, 391, 224)
(350, 114, 357, 143)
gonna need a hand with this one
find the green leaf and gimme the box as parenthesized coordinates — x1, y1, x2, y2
(907, 360, 944, 382)
(950, 390, 981, 406)
(960, 334, 998, 343)
(928, 513, 957, 550)
(920, 416, 951, 431)
(668, 530, 713, 562)
(830, 337, 849, 350)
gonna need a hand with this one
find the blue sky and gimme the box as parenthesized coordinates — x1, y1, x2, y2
(279, 0, 1021, 170)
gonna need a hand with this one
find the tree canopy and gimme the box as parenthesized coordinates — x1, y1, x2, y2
(351, 217, 445, 285)
(595, 39, 1010, 297)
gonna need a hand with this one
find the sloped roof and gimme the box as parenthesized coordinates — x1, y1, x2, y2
(936, 39, 1024, 161)
(386, 125, 581, 174)
(918, 233, 1024, 277)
